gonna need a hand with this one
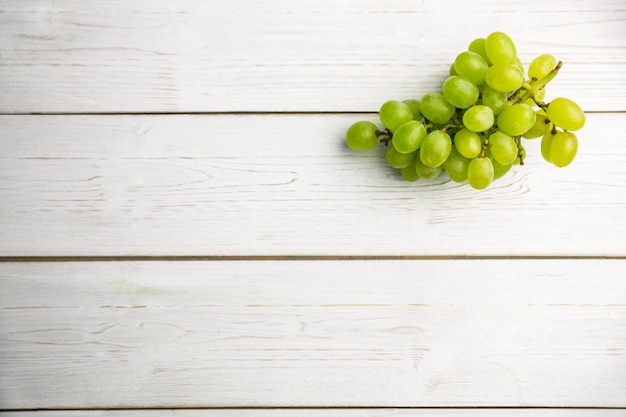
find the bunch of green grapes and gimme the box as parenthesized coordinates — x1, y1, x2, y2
(345, 31, 585, 189)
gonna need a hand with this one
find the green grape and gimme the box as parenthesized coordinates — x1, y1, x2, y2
(386, 147, 416, 169)
(468, 37, 491, 65)
(454, 128, 483, 159)
(490, 155, 513, 179)
(420, 93, 456, 124)
(346, 120, 379, 151)
(442, 75, 479, 109)
(443, 146, 470, 182)
(497, 103, 536, 136)
(550, 131, 578, 167)
(481, 86, 511, 115)
(463, 105, 494, 132)
(402, 99, 422, 120)
(522, 112, 549, 139)
(546, 97, 586, 131)
(449, 63, 457, 76)
(485, 64, 524, 92)
(420, 130, 452, 167)
(415, 157, 443, 179)
(485, 148, 513, 179)
(392, 120, 427, 154)
(541, 127, 556, 163)
(467, 157, 494, 190)
(379, 100, 414, 131)
(513, 57, 524, 73)
(488, 131, 518, 165)
(454, 51, 489, 85)
(485, 31, 517, 65)
(529, 54, 557, 80)
(523, 97, 536, 107)
(401, 162, 420, 182)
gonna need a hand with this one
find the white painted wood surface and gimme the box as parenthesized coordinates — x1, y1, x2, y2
(0, 0, 625, 113)
(1, 113, 625, 257)
(1, 261, 625, 408)
(1, 0, 625, 414)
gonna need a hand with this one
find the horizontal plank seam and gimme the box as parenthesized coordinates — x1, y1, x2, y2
(2, 406, 625, 411)
(0, 110, 624, 116)
(1, 255, 626, 263)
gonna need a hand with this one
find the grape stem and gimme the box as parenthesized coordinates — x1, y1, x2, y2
(514, 136, 525, 165)
(512, 61, 563, 104)
(480, 138, 489, 159)
(441, 123, 459, 134)
(376, 129, 392, 146)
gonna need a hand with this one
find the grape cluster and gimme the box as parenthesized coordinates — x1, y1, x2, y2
(345, 32, 585, 189)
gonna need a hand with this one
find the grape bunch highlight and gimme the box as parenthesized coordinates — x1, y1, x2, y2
(345, 32, 585, 190)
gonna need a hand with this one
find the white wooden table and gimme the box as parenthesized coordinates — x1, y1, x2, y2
(1, 1, 625, 415)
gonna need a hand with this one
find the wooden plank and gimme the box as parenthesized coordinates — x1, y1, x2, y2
(2, 260, 625, 308)
(1, 0, 624, 113)
(1, 260, 625, 409)
(1, 113, 625, 257)
(1, 410, 625, 417)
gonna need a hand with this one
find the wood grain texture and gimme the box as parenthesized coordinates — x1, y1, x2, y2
(1, 0, 625, 113)
(1, 0, 625, 413)
(1, 113, 625, 257)
(1, 260, 625, 409)
(1, 411, 625, 417)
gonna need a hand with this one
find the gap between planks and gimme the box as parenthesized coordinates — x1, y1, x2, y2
(1, 111, 623, 116)
(2, 406, 625, 410)
(1, 255, 626, 263)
